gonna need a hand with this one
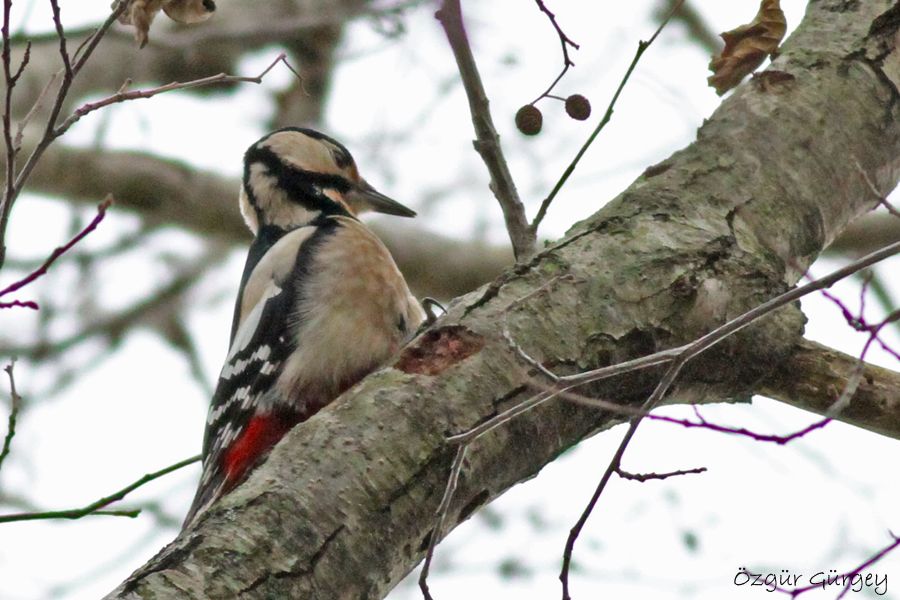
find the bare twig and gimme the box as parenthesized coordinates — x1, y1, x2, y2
(436, 0, 535, 261)
(770, 531, 900, 598)
(48, 0, 72, 78)
(0, 361, 21, 475)
(615, 466, 707, 482)
(854, 159, 900, 218)
(558, 239, 899, 599)
(447, 347, 682, 445)
(820, 278, 900, 361)
(13, 68, 57, 152)
(2, 243, 222, 360)
(529, 0, 580, 105)
(413, 241, 899, 599)
(0, 454, 200, 523)
(0, 198, 112, 307)
(530, 0, 685, 234)
(54, 52, 295, 139)
(647, 409, 831, 445)
(653, 0, 720, 54)
(418, 444, 467, 600)
(1, 0, 17, 267)
(0, 0, 127, 268)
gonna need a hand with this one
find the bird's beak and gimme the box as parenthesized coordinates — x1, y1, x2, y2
(346, 180, 416, 218)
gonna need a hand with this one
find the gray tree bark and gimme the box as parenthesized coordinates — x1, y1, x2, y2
(105, 1, 900, 598)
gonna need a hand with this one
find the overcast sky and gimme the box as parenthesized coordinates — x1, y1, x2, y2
(1, 2, 898, 599)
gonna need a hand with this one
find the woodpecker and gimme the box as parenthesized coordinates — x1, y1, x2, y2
(183, 127, 425, 527)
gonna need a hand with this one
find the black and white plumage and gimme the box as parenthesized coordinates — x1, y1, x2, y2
(183, 128, 424, 527)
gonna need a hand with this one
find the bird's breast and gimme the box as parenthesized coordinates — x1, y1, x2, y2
(276, 217, 422, 400)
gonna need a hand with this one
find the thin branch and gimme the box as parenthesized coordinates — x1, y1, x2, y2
(615, 466, 707, 482)
(9, 40, 30, 84)
(860, 269, 900, 337)
(0, 298, 37, 310)
(54, 52, 295, 139)
(820, 280, 900, 361)
(0, 361, 21, 474)
(653, 0, 720, 54)
(418, 444, 467, 600)
(435, 0, 535, 261)
(0, 455, 200, 523)
(0, 197, 112, 304)
(854, 158, 900, 218)
(769, 531, 900, 598)
(558, 239, 900, 599)
(70, 0, 127, 74)
(1, 243, 223, 360)
(647, 409, 831, 445)
(9, 51, 295, 227)
(48, 0, 72, 78)
(13, 67, 56, 152)
(1, 0, 17, 267)
(447, 347, 682, 445)
(530, 0, 684, 234)
(416, 242, 899, 598)
(0, 0, 126, 268)
(529, 0, 580, 105)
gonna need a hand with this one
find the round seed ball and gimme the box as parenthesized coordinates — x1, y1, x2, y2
(565, 94, 592, 121)
(515, 104, 543, 135)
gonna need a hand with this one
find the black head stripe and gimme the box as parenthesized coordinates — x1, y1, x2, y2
(243, 144, 352, 217)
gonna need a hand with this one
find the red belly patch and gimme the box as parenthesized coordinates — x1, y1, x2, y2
(223, 414, 294, 490)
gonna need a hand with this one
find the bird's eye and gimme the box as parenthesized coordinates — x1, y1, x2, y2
(330, 148, 352, 169)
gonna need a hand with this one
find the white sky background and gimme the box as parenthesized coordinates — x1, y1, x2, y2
(1, 1, 899, 599)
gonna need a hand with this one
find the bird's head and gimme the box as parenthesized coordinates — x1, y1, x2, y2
(239, 127, 415, 235)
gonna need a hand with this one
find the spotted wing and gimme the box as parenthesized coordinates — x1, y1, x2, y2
(183, 220, 339, 527)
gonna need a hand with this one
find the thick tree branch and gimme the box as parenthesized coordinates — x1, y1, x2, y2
(18, 142, 893, 300)
(825, 211, 900, 256)
(759, 338, 900, 439)
(23, 144, 513, 298)
(104, 2, 900, 598)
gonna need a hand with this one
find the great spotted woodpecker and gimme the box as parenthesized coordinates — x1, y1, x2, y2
(183, 128, 425, 527)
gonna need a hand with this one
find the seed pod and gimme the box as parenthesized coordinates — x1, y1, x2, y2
(565, 94, 592, 121)
(515, 104, 543, 136)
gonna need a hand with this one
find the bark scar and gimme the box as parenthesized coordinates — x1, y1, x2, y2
(396, 325, 485, 375)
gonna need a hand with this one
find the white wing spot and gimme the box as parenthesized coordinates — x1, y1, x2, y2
(220, 344, 273, 380)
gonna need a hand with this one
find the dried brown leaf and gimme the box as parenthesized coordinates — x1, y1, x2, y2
(115, 0, 216, 48)
(707, 0, 786, 95)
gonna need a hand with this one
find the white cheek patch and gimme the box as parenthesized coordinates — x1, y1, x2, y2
(247, 162, 322, 229)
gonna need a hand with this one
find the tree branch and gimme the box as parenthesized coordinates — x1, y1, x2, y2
(530, 0, 683, 234)
(0, 361, 21, 475)
(21, 144, 512, 298)
(435, 0, 534, 261)
(0, 455, 199, 523)
(759, 339, 900, 439)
